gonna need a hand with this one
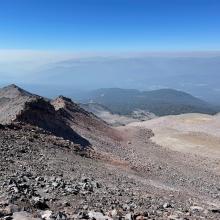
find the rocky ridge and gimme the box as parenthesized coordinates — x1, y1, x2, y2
(51, 96, 120, 140)
(0, 85, 90, 147)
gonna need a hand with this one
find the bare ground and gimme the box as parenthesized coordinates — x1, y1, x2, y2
(1, 122, 220, 219)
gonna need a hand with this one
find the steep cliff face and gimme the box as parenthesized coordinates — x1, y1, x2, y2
(0, 85, 90, 147)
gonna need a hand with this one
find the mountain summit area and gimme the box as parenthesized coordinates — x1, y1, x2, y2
(0, 85, 220, 220)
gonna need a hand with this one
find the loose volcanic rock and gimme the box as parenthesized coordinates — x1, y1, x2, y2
(0, 85, 220, 220)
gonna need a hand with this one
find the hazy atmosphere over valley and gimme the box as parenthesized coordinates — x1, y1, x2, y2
(0, 1, 220, 220)
(1, 50, 220, 104)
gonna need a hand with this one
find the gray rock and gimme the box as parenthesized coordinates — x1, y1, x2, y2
(88, 211, 112, 220)
(53, 212, 68, 220)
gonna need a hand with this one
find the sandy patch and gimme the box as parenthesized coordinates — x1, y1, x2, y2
(129, 113, 220, 159)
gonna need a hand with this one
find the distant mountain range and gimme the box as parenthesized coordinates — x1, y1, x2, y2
(80, 88, 218, 116)
(21, 55, 220, 104)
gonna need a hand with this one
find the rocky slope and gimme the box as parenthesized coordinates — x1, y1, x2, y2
(1, 123, 220, 220)
(51, 96, 122, 151)
(1, 85, 220, 219)
(51, 96, 116, 136)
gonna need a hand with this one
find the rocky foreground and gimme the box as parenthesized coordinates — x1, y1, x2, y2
(1, 85, 220, 219)
(0, 123, 220, 220)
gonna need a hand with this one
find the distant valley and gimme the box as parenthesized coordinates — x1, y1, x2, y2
(81, 102, 156, 126)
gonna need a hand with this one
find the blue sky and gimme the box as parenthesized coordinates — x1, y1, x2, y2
(0, 0, 220, 51)
(0, 0, 220, 103)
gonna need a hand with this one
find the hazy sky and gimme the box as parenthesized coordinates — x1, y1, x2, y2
(0, 0, 220, 103)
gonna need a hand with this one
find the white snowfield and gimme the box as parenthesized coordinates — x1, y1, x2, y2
(129, 113, 220, 159)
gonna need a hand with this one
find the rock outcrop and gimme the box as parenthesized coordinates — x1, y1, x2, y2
(0, 85, 90, 147)
(51, 96, 122, 142)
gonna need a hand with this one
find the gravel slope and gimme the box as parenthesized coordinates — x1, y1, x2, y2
(1, 123, 220, 220)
